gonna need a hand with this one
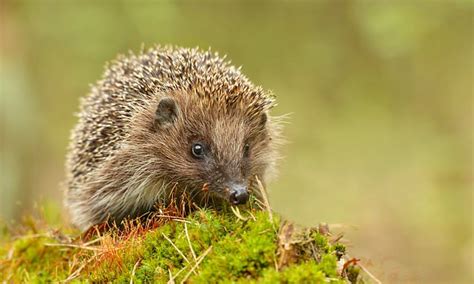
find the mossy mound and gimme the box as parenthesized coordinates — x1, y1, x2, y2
(0, 208, 362, 283)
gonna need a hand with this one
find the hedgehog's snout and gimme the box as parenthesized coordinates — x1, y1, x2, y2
(228, 184, 249, 205)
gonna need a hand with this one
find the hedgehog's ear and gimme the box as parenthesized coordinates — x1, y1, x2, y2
(260, 112, 268, 127)
(155, 97, 179, 129)
(252, 112, 268, 133)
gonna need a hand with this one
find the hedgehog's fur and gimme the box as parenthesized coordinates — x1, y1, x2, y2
(65, 46, 283, 231)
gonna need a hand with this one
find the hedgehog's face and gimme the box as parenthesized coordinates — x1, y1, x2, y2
(152, 94, 274, 206)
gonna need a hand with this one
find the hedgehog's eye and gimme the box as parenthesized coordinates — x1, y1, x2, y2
(243, 143, 250, 158)
(191, 143, 205, 158)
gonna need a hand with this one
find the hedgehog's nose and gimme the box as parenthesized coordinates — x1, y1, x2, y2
(229, 184, 249, 205)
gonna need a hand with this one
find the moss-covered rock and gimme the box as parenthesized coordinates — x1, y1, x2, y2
(0, 208, 362, 283)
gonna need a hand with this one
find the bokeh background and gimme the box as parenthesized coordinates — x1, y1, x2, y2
(1, 1, 472, 282)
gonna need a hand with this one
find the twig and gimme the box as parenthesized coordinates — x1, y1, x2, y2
(180, 246, 212, 284)
(330, 233, 344, 244)
(184, 223, 197, 261)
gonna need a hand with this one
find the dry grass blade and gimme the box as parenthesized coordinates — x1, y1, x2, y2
(44, 243, 102, 251)
(62, 255, 97, 283)
(167, 269, 175, 284)
(247, 210, 257, 221)
(7, 247, 14, 261)
(358, 262, 382, 284)
(180, 246, 213, 284)
(230, 206, 248, 221)
(63, 262, 87, 283)
(129, 259, 141, 284)
(149, 214, 189, 221)
(12, 233, 50, 241)
(255, 175, 273, 222)
(184, 223, 197, 261)
(162, 233, 191, 265)
(82, 236, 105, 247)
(250, 195, 266, 210)
(168, 266, 187, 283)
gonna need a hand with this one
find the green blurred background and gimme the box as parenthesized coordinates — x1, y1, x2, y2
(0, 0, 472, 282)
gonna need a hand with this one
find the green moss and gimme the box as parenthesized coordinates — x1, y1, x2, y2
(346, 265, 361, 284)
(334, 243, 346, 260)
(1, 209, 361, 283)
(312, 231, 331, 254)
(257, 260, 339, 284)
(2, 233, 72, 282)
(193, 211, 278, 282)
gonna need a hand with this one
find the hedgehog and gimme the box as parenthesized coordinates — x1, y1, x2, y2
(65, 46, 283, 231)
